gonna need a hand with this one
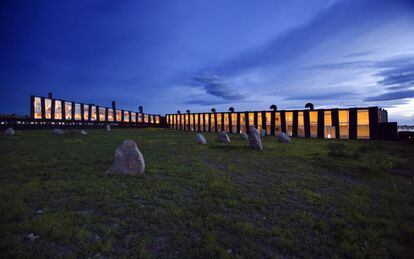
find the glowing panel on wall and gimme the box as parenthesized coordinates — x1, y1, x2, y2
(357, 110, 370, 139)
(34, 97, 42, 119)
(240, 113, 246, 133)
(90, 106, 97, 121)
(224, 113, 229, 132)
(65, 102, 72, 120)
(309, 111, 318, 138)
(54, 100, 62, 120)
(324, 110, 335, 139)
(275, 112, 281, 135)
(83, 105, 89, 121)
(45, 99, 52, 119)
(75, 104, 82, 120)
(124, 111, 130, 122)
(298, 112, 305, 137)
(116, 110, 122, 122)
(216, 113, 222, 132)
(339, 110, 349, 139)
(266, 112, 271, 134)
(285, 112, 293, 136)
(107, 109, 114, 121)
(231, 113, 237, 133)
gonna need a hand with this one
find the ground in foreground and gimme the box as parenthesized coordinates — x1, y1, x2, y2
(0, 129, 413, 257)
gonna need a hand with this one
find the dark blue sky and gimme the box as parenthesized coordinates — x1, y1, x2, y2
(1, 0, 414, 123)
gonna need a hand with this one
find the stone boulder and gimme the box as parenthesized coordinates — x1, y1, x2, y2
(107, 140, 145, 175)
(4, 128, 15, 136)
(80, 130, 88, 135)
(248, 126, 263, 150)
(106, 124, 111, 131)
(261, 129, 266, 137)
(218, 132, 230, 143)
(53, 129, 65, 135)
(240, 132, 249, 140)
(195, 133, 207, 144)
(278, 132, 292, 143)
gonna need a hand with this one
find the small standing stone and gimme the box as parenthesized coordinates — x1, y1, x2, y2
(261, 129, 266, 137)
(248, 126, 263, 150)
(195, 133, 207, 144)
(53, 129, 65, 135)
(278, 132, 292, 143)
(27, 233, 39, 242)
(4, 128, 15, 136)
(107, 140, 145, 175)
(106, 124, 111, 131)
(80, 130, 88, 135)
(218, 132, 230, 143)
(240, 132, 249, 140)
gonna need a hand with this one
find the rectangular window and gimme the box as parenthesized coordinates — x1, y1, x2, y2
(339, 110, 349, 139)
(266, 112, 271, 135)
(309, 111, 318, 138)
(65, 102, 72, 120)
(357, 109, 370, 139)
(150, 115, 154, 124)
(216, 113, 222, 132)
(324, 110, 335, 139)
(231, 113, 237, 133)
(240, 113, 246, 133)
(75, 104, 82, 120)
(34, 97, 42, 119)
(286, 112, 293, 136)
(155, 115, 160, 124)
(45, 99, 52, 119)
(144, 114, 149, 123)
(116, 110, 122, 122)
(91, 106, 97, 121)
(194, 114, 199, 131)
(54, 100, 62, 120)
(298, 112, 305, 137)
(204, 114, 209, 131)
(84, 105, 89, 121)
(248, 112, 254, 128)
(211, 114, 216, 132)
(257, 112, 262, 132)
(190, 114, 194, 131)
(138, 113, 143, 123)
(275, 112, 281, 135)
(224, 113, 230, 132)
(131, 113, 136, 122)
(124, 111, 130, 122)
(107, 109, 113, 121)
(199, 114, 204, 131)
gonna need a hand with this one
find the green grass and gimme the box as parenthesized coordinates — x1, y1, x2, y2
(0, 128, 413, 257)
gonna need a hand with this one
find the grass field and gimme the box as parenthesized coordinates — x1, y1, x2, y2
(0, 128, 413, 257)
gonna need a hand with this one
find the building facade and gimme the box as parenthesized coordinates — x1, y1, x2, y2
(165, 106, 393, 140)
(30, 93, 161, 127)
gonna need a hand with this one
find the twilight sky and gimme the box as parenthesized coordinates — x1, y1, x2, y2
(1, 0, 414, 123)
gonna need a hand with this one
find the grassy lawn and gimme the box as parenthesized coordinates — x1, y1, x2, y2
(0, 128, 413, 257)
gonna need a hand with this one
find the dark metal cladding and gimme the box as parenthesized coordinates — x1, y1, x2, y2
(292, 110, 298, 138)
(332, 109, 340, 139)
(304, 110, 310, 138)
(281, 111, 286, 133)
(369, 107, 379, 140)
(317, 109, 324, 138)
(349, 108, 357, 139)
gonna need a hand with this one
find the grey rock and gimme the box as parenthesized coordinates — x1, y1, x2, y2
(27, 233, 39, 242)
(4, 128, 15, 136)
(107, 140, 145, 175)
(80, 130, 88, 135)
(195, 133, 207, 144)
(240, 132, 249, 140)
(248, 126, 263, 150)
(278, 132, 292, 143)
(261, 129, 266, 137)
(218, 132, 230, 143)
(53, 129, 65, 135)
(106, 124, 111, 131)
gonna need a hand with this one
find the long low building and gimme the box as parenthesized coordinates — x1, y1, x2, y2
(165, 105, 397, 140)
(29, 93, 161, 126)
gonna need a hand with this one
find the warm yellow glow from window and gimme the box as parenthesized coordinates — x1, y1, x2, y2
(210, 113, 216, 131)
(54, 100, 62, 120)
(190, 114, 194, 131)
(357, 110, 370, 139)
(131, 113, 136, 122)
(285, 112, 293, 136)
(34, 97, 42, 119)
(116, 110, 122, 122)
(275, 112, 281, 135)
(83, 105, 89, 120)
(324, 110, 335, 139)
(248, 112, 254, 125)
(144, 114, 149, 123)
(240, 113, 246, 133)
(155, 115, 160, 124)
(107, 109, 113, 121)
(65, 102, 72, 120)
(75, 104, 82, 120)
(224, 113, 229, 132)
(124, 111, 130, 122)
(257, 112, 262, 132)
(339, 110, 349, 139)
(216, 113, 222, 131)
(194, 114, 199, 131)
(138, 113, 143, 123)
(231, 113, 237, 133)
(309, 111, 318, 138)
(204, 114, 209, 131)
(298, 112, 305, 137)
(45, 99, 52, 119)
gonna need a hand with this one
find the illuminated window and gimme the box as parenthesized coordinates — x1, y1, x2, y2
(357, 110, 370, 139)
(240, 113, 246, 133)
(107, 109, 114, 121)
(138, 113, 143, 123)
(84, 105, 89, 121)
(75, 104, 82, 120)
(324, 110, 335, 139)
(309, 111, 318, 138)
(275, 112, 281, 135)
(339, 110, 349, 139)
(131, 112, 136, 123)
(124, 111, 130, 122)
(286, 112, 293, 136)
(216, 113, 222, 132)
(231, 113, 237, 133)
(224, 113, 230, 132)
(116, 110, 122, 122)
(65, 102, 72, 120)
(45, 99, 52, 119)
(190, 114, 194, 131)
(266, 112, 271, 135)
(204, 114, 209, 132)
(91, 106, 97, 121)
(211, 113, 216, 132)
(257, 112, 262, 132)
(248, 112, 254, 128)
(150, 115, 154, 124)
(298, 112, 305, 137)
(194, 114, 199, 131)
(144, 114, 149, 123)
(155, 115, 160, 124)
(34, 97, 42, 119)
(54, 100, 62, 120)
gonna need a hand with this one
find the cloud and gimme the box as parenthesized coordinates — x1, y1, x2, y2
(365, 89, 414, 101)
(191, 74, 246, 101)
